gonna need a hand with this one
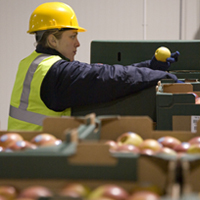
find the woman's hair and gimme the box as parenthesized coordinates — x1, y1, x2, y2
(35, 29, 64, 48)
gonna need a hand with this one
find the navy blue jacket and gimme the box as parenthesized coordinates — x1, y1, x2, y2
(37, 45, 178, 112)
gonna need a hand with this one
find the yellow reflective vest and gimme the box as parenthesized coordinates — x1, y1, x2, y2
(8, 51, 71, 131)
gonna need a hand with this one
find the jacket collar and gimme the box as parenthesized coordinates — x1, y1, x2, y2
(35, 44, 70, 61)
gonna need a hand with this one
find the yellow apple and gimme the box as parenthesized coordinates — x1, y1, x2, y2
(88, 184, 129, 200)
(59, 183, 90, 198)
(155, 47, 171, 62)
(117, 132, 143, 147)
(187, 144, 200, 154)
(139, 139, 162, 152)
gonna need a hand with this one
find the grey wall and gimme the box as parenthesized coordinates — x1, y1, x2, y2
(0, 0, 199, 130)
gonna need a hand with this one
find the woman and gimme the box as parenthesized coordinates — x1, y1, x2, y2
(8, 2, 180, 131)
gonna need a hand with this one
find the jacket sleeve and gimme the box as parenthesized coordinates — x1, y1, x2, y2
(40, 60, 178, 111)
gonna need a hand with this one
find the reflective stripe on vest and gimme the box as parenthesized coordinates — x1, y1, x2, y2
(9, 54, 51, 126)
(9, 105, 47, 126)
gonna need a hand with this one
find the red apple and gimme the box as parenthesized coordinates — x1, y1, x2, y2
(39, 139, 62, 147)
(128, 191, 160, 200)
(88, 184, 129, 200)
(116, 144, 140, 154)
(31, 133, 57, 146)
(173, 142, 190, 153)
(18, 186, 53, 199)
(0, 146, 4, 152)
(0, 133, 23, 148)
(188, 136, 200, 145)
(131, 183, 162, 196)
(105, 140, 118, 152)
(59, 183, 90, 198)
(157, 136, 181, 149)
(6, 140, 37, 151)
(140, 148, 157, 156)
(0, 185, 18, 199)
(187, 143, 200, 154)
(139, 139, 162, 152)
(117, 132, 143, 147)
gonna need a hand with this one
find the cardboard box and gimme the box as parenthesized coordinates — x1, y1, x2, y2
(1, 115, 200, 199)
(98, 116, 154, 140)
(0, 116, 177, 197)
(156, 83, 200, 131)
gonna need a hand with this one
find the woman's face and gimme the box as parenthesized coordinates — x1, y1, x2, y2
(53, 30, 80, 61)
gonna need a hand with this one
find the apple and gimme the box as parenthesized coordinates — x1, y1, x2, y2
(155, 46, 171, 62)
(157, 136, 181, 149)
(117, 132, 143, 147)
(18, 186, 53, 199)
(0, 146, 4, 152)
(140, 148, 157, 156)
(187, 143, 200, 154)
(128, 191, 160, 200)
(173, 142, 190, 153)
(188, 136, 200, 145)
(0, 133, 23, 148)
(116, 144, 140, 154)
(6, 140, 37, 151)
(105, 140, 118, 152)
(0, 185, 18, 199)
(88, 184, 129, 200)
(39, 139, 62, 147)
(59, 183, 90, 198)
(139, 139, 162, 152)
(31, 133, 57, 146)
(158, 147, 177, 156)
(131, 182, 162, 196)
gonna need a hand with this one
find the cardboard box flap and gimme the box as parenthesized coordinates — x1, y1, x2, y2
(99, 116, 153, 140)
(42, 113, 99, 140)
(42, 117, 84, 137)
(161, 83, 193, 93)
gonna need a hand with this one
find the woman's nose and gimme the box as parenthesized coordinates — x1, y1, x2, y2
(76, 38, 80, 47)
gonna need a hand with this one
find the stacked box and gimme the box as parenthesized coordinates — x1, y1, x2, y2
(156, 82, 200, 131)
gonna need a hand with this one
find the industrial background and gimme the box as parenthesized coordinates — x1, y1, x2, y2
(0, 0, 199, 130)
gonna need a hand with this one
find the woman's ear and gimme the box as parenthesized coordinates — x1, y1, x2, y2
(47, 34, 57, 48)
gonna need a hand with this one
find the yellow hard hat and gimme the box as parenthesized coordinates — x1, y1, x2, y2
(27, 2, 86, 34)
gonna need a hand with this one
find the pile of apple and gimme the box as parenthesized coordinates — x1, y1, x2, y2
(0, 132, 62, 152)
(105, 131, 200, 157)
(0, 182, 161, 200)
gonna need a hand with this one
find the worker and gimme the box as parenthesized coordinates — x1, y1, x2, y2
(8, 2, 180, 131)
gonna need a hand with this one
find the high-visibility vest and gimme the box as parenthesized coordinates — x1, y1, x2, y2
(8, 51, 71, 131)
